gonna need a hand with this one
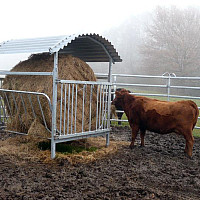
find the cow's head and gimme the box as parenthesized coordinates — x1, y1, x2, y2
(111, 89, 130, 109)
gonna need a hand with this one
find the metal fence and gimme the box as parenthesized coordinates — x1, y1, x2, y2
(96, 72, 200, 129)
(0, 88, 52, 134)
(55, 79, 111, 143)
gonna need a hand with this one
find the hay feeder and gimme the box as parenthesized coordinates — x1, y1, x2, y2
(0, 34, 122, 158)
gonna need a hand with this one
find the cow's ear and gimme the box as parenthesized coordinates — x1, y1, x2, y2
(115, 91, 122, 97)
(120, 89, 129, 95)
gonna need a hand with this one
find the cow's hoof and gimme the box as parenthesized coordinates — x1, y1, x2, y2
(129, 144, 135, 149)
(184, 151, 192, 159)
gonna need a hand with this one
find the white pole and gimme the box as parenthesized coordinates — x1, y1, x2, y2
(51, 52, 58, 159)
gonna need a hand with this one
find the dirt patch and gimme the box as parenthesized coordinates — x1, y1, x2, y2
(0, 127, 200, 199)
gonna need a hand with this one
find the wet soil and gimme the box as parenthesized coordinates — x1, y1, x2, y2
(0, 126, 200, 200)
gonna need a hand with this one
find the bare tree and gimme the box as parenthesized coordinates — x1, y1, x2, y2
(140, 6, 200, 75)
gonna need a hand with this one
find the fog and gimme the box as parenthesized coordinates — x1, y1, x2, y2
(1, 0, 200, 75)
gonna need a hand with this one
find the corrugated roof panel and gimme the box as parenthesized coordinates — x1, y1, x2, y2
(0, 34, 122, 63)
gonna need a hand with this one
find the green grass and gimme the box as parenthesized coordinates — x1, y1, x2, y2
(38, 141, 98, 154)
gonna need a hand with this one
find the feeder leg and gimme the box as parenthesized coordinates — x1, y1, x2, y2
(51, 140, 56, 159)
(106, 133, 110, 147)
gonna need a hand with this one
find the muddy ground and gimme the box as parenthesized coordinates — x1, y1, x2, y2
(0, 126, 200, 200)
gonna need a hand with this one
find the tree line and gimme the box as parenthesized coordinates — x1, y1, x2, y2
(102, 6, 200, 78)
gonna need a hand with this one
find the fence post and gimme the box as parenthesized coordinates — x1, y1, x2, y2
(51, 52, 58, 159)
(167, 75, 171, 102)
(113, 75, 117, 99)
(106, 59, 113, 147)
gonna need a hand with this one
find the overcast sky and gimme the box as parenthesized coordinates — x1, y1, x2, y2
(1, 0, 200, 70)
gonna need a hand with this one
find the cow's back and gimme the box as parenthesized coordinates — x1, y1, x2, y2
(130, 97, 199, 133)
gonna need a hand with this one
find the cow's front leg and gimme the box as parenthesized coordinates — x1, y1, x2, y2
(140, 129, 146, 147)
(130, 125, 139, 149)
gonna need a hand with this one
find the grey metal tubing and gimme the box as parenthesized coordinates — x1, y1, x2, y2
(0, 97, 7, 122)
(28, 94, 36, 118)
(63, 84, 67, 135)
(98, 85, 102, 129)
(59, 84, 63, 133)
(0, 89, 51, 105)
(115, 83, 166, 88)
(82, 85, 85, 132)
(96, 85, 99, 130)
(71, 84, 74, 134)
(37, 95, 51, 133)
(11, 93, 22, 124)
(3, 92, 12, 116)
(89, 85, 93, 131)
(101, 85, 105, 129)
(59, 79, 111, 86)
(96, 73, 200, 80)
(0, 71, 53, 76)
(20, 94, 27, 115)
(74, 84, 78, 134)
(104, 86, 108, 128)
(67, 84, 71, 135)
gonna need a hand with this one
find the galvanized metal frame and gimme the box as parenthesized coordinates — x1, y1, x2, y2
(0, 34, 121, 159)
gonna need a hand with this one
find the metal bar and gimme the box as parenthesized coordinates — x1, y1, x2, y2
(3, 92, 12, 116)
(67, 84, 71, 135)
(20, 94, 27, 115)
(37, 95, 51, 133)
(37, 96, 48, 128)
(96, 85, 99, 130)
(74, 84, 78, 133)
(0, 96, 7, 122)
(82, 85, 85, 132)
(71, 84, 74, 134)
(58, 79, 111, 86)
(98, 85, 102, 128)
(101, 85, 105, 129)
(0, 89, 51, 103)
(11, 93, 22, 124)
(0, 71, 53, 76)
(51, 52, 58, 159)
(89, 85, 93, 131)
(28, 94, 36, 118)
(63, 84, 67, 135)
(104, 86, 108, 129)
(114, 83, 167, 88)
(59, 84, 63, 133)
(95, 73, 200, 80)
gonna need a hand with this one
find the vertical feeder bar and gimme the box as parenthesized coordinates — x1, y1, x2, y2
(71, 84, 74, 134)
(82, 85, 86, 132)
(74, 84, 78, 133)
(63, 84, 67, 135)
(89, 85, 93, 131)
(67, 84, 71, 134)
(101, 85, 105, 129)
(59, 84, 63, 133)
(167, 75, 171, 102)
(107, 59, 113, 146)
(51, 52, 58, 159)
(98, 85, 102, 128)
(96, 85, 99, 130)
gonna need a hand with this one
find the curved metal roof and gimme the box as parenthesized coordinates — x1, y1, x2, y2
(0, 34, 122, 63)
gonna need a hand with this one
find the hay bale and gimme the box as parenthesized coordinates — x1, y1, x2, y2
(2, 54, 98, 135)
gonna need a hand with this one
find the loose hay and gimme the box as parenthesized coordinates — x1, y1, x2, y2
(2, 54, 98, 136)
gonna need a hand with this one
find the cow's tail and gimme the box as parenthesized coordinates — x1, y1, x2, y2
(189, 101, 199, 130)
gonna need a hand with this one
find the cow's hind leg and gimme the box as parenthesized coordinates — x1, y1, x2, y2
(130, 125, 139, 149)
(140, 129, 146, 147)
(183, 130, 194, 157)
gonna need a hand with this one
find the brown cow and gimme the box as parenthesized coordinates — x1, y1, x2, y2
(111, 89, 199, 157)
